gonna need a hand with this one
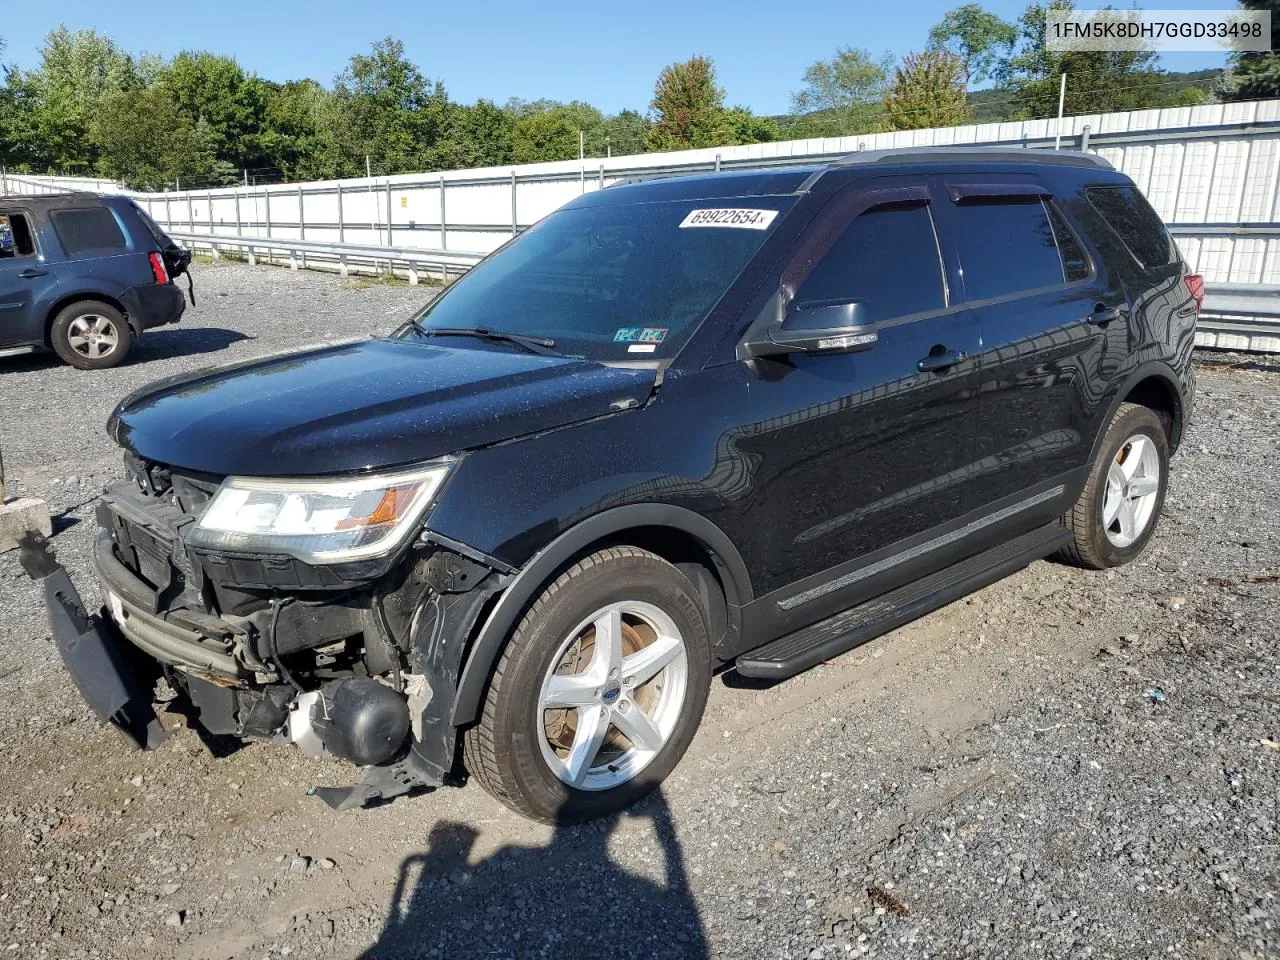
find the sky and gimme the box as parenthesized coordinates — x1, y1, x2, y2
(0, 0, 1240, 117)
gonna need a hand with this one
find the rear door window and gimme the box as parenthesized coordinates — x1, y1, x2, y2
(50, 207, 128, 256)
(795, 200, 947, 323)
(952, 198, 1066, 301)
(1086, 185, 1178, 270)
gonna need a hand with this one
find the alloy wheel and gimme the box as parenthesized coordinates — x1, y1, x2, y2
(1102, 433, 1161, 548)
(537, 601, 689, 791)
(66, 314, 120, 360)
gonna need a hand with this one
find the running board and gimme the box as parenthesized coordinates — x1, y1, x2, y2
(735, 524, 1071, 679)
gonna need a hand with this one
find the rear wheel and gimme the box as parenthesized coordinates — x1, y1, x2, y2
(1059, 402, 1169, 569)
(50, 300, 132, 370)
(463, 547, 712, 824)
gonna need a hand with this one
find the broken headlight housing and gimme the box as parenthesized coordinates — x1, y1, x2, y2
(188, 460, 453, 563)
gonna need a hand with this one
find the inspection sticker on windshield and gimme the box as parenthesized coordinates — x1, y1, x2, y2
(614, 326, 667, 344)
(679, 208, 778, 230)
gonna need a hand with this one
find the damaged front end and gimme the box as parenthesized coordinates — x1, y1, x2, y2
(31, 455, 510, 810)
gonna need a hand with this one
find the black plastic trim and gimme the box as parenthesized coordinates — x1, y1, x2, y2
(1089, 358, 1189, 457)
(451, 503, 753, 725)
(736, 523, 1070, 678)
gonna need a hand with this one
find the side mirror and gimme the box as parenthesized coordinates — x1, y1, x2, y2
(743, 299, 879, 358)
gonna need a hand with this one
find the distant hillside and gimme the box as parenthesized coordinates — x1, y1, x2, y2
(774, 68, 1227, 134)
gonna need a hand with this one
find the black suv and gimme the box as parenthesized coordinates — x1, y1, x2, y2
(27, 147, 1198, 823)
(0, 193, 188, 369)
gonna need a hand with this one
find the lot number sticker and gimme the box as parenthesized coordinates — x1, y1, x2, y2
(679, 208, 778, 230)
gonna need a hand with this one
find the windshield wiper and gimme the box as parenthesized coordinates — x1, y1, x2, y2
(411, 323, 558, 356)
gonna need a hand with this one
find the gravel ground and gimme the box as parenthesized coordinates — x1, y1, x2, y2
(0, 262, 1277, 960)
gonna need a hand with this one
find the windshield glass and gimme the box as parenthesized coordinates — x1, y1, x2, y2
(400, 195, 796, 361)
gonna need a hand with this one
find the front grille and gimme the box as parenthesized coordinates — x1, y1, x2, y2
(98, 501, 176, 592)
(121, 454, 219, 516)
(98, 463, 219, 600)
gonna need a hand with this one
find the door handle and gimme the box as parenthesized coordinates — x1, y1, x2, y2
(1086, 303, 1124, 325)
(917, 348, 968, 373)
(18, 268, 49, 279)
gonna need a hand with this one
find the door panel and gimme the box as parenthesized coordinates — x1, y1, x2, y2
(733, 183, 982, 603)
(0, 210, 55, 347)
(935, 180, 1113, 509)
(744, 310, 982, 597)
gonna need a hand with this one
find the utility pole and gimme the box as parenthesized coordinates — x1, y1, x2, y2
(1054, 72, 1068, 150)
(579, 130, 585, 161)
(606, 137, 611, 159)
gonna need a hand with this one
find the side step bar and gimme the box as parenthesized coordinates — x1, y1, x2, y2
(735, 524, 1071, 679)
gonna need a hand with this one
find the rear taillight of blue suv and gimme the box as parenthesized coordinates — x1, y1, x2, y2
(148, 251, 170, 284)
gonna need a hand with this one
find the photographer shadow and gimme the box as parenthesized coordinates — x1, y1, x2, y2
(361, 789, 707, 958)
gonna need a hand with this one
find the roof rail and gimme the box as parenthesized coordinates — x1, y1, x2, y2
(0, 190, 100, 202)
(830, 145, 1113, 170)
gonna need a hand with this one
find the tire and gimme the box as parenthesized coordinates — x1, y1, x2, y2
(1058, 402, 1169, 569)
(463, 546, 712, 824)
(49, 300, 132, 370)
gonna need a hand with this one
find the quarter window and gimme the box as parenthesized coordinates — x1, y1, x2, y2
(1046, 204, 1091, 282)
(1086, 185, 1178, 270)
(796, 201, 946, 323)
(953, 198, 1065, 301)
(50, 207, 127, 256)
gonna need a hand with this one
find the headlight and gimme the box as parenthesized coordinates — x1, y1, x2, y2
(188, 461, 453, 563)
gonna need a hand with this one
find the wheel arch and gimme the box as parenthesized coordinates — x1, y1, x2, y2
(1089, 361, 1187, 464)
(452, 504, 753, 726)
(44, 291, 131, 345)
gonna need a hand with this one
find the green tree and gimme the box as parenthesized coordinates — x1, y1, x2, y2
(12, 27, 144, 173)
(510, 103, 599, 162)
(885, 50, 972, 130)
(927, 4, 1017, 84)
(258, 79, 337, 180)
(0, 35, 20, 169)
(712, 107, 780, 145)
(646, 56, 725, 149)
(787, 47, 894, 136)
(442, 99, 515, 168)
(90, 84, 217, 189)
(158, 51, 269, 170)
(330, 37, 452, 176)
(1221, 0, 1280, 101)
(598, 109, 651, 157)
(1000, 1, 1181, 117)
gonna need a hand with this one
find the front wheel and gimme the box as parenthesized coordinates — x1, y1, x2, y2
(1058, 402, 1170, 569)
(463, 547, 712, 824)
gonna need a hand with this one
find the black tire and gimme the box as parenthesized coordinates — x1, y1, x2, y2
(463, 546, 712, 824)
(1058, 402, 1169, 569)
(49, 300, 132, 370)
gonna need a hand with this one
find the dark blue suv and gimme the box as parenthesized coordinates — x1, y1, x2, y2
(0, 193, 188, 369)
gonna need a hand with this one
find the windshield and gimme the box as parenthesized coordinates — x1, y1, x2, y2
(400, 195, 796, 361)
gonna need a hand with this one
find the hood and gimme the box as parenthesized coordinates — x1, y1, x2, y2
(109, 337, 656, 476)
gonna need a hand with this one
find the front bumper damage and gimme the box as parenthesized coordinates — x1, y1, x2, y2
(26, 473, 510, 810)
(18, 532, 167, 750)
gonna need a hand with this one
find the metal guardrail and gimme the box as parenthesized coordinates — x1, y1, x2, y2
(166, 231, 483, 284)
(1202, 283, 1280, 317)
(1199, 283, 1280, 353)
